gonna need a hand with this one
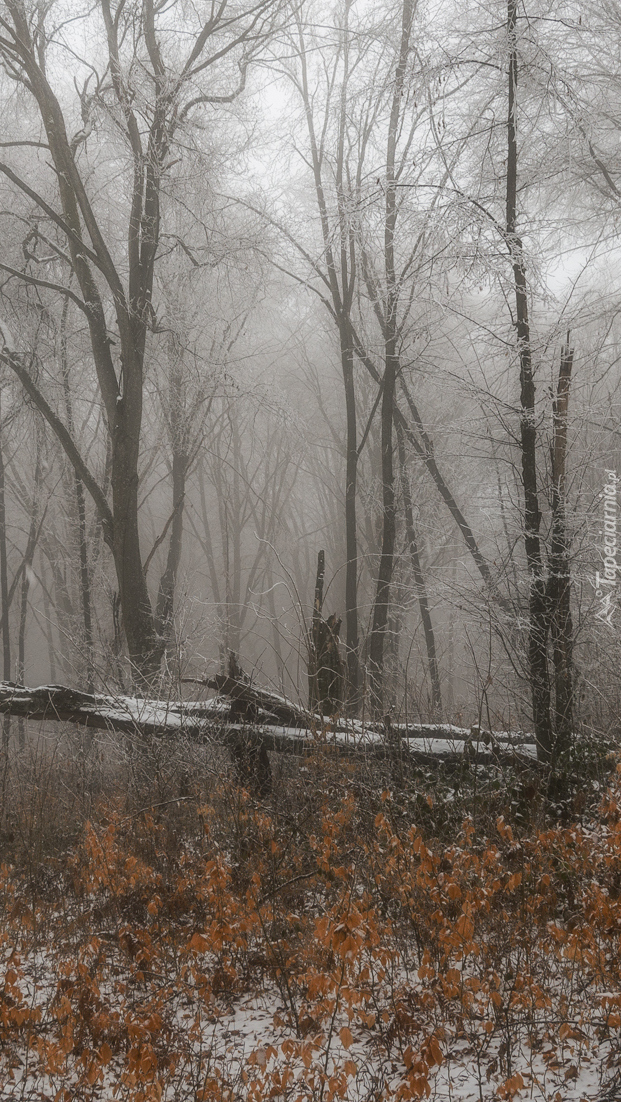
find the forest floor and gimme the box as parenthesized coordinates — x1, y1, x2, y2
(1, 725, 620, 1101)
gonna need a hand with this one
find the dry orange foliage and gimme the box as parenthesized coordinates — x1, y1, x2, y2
(2, 765, 621, 1099)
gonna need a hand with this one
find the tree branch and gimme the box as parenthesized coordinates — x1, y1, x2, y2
(0, 262, 88, 313)
(0, 340, 113, 545)
(143, 493, 185, 577)
(0, 160, 102, 272)
(0, 139, 48, 148)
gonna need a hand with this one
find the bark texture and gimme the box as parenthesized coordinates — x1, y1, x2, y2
(549, 338, 574, 759)
(506, 0, 553, 762)
(308, 551, 344, 716)
(296, 5, 360, 705)
(368, 0, 415, 712)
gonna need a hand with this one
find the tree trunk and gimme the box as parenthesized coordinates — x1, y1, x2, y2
(265, 559, 285, 689)
(295, 5, 361, 709)
(368, 0, 414, 712)
(549, 337, 574, 759)
(17, 435, 43, 749)
(231, 417, 243, 660)
(507, 0, 552, 762)
(367, 345, 396, 713)
(396, 418, 442, 714)
(0, 3, 271, 686)
(154, 453, 186, 649)
(0, 405, 10, 755)
(154, 340, 193, 668)
(350, 329, 507, 610)
(60, 299, 95, 691)
(308, 550, 343, 715)
(340, 326, 361, 707)
(38, 553, 57, 684)
(308, 549, 325, 711)
(39, 531, 76, 682)
(194, 455, 225, 656)
(111, 419, 162, 684)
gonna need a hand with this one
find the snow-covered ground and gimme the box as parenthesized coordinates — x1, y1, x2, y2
(1, 955, 617, 1101)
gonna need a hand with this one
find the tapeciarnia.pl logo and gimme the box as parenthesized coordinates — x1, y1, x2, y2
(594, 469, 619, 627)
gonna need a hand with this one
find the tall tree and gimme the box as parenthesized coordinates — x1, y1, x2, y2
(0, 0, 283, 683)
(367, 0, 416, 711)
(429, 0, 585, 755)
(505, 0, 553, 759)
(284, 0, 366, 703)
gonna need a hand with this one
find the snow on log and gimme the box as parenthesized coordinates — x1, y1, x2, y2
(0, 679, 537, 763)
(0, 681, 228, 738)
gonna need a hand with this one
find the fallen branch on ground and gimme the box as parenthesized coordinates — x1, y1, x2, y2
(0, 679, 536, 766)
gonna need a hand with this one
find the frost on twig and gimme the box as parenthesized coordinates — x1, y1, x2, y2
(0, 318, 15, 354)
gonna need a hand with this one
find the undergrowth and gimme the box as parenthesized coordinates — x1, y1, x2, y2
(0, 727, 620, 1100)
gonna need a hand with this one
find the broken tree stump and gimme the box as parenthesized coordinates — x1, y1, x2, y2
(308, 550, 344, 715)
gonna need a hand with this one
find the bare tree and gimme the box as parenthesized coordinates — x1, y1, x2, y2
(367, 0, 416, 710)
(504, 0, 553, 759)
(193, 389, 301, 672)
(259, 0, 507, 718)
(0, 0, 284, 683)
(283, 0, 367, 703)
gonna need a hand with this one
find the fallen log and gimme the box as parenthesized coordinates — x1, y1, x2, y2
(0, 679, 536, 761)
(199, 674, 322, 728)
(0, 681, 229, 738)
